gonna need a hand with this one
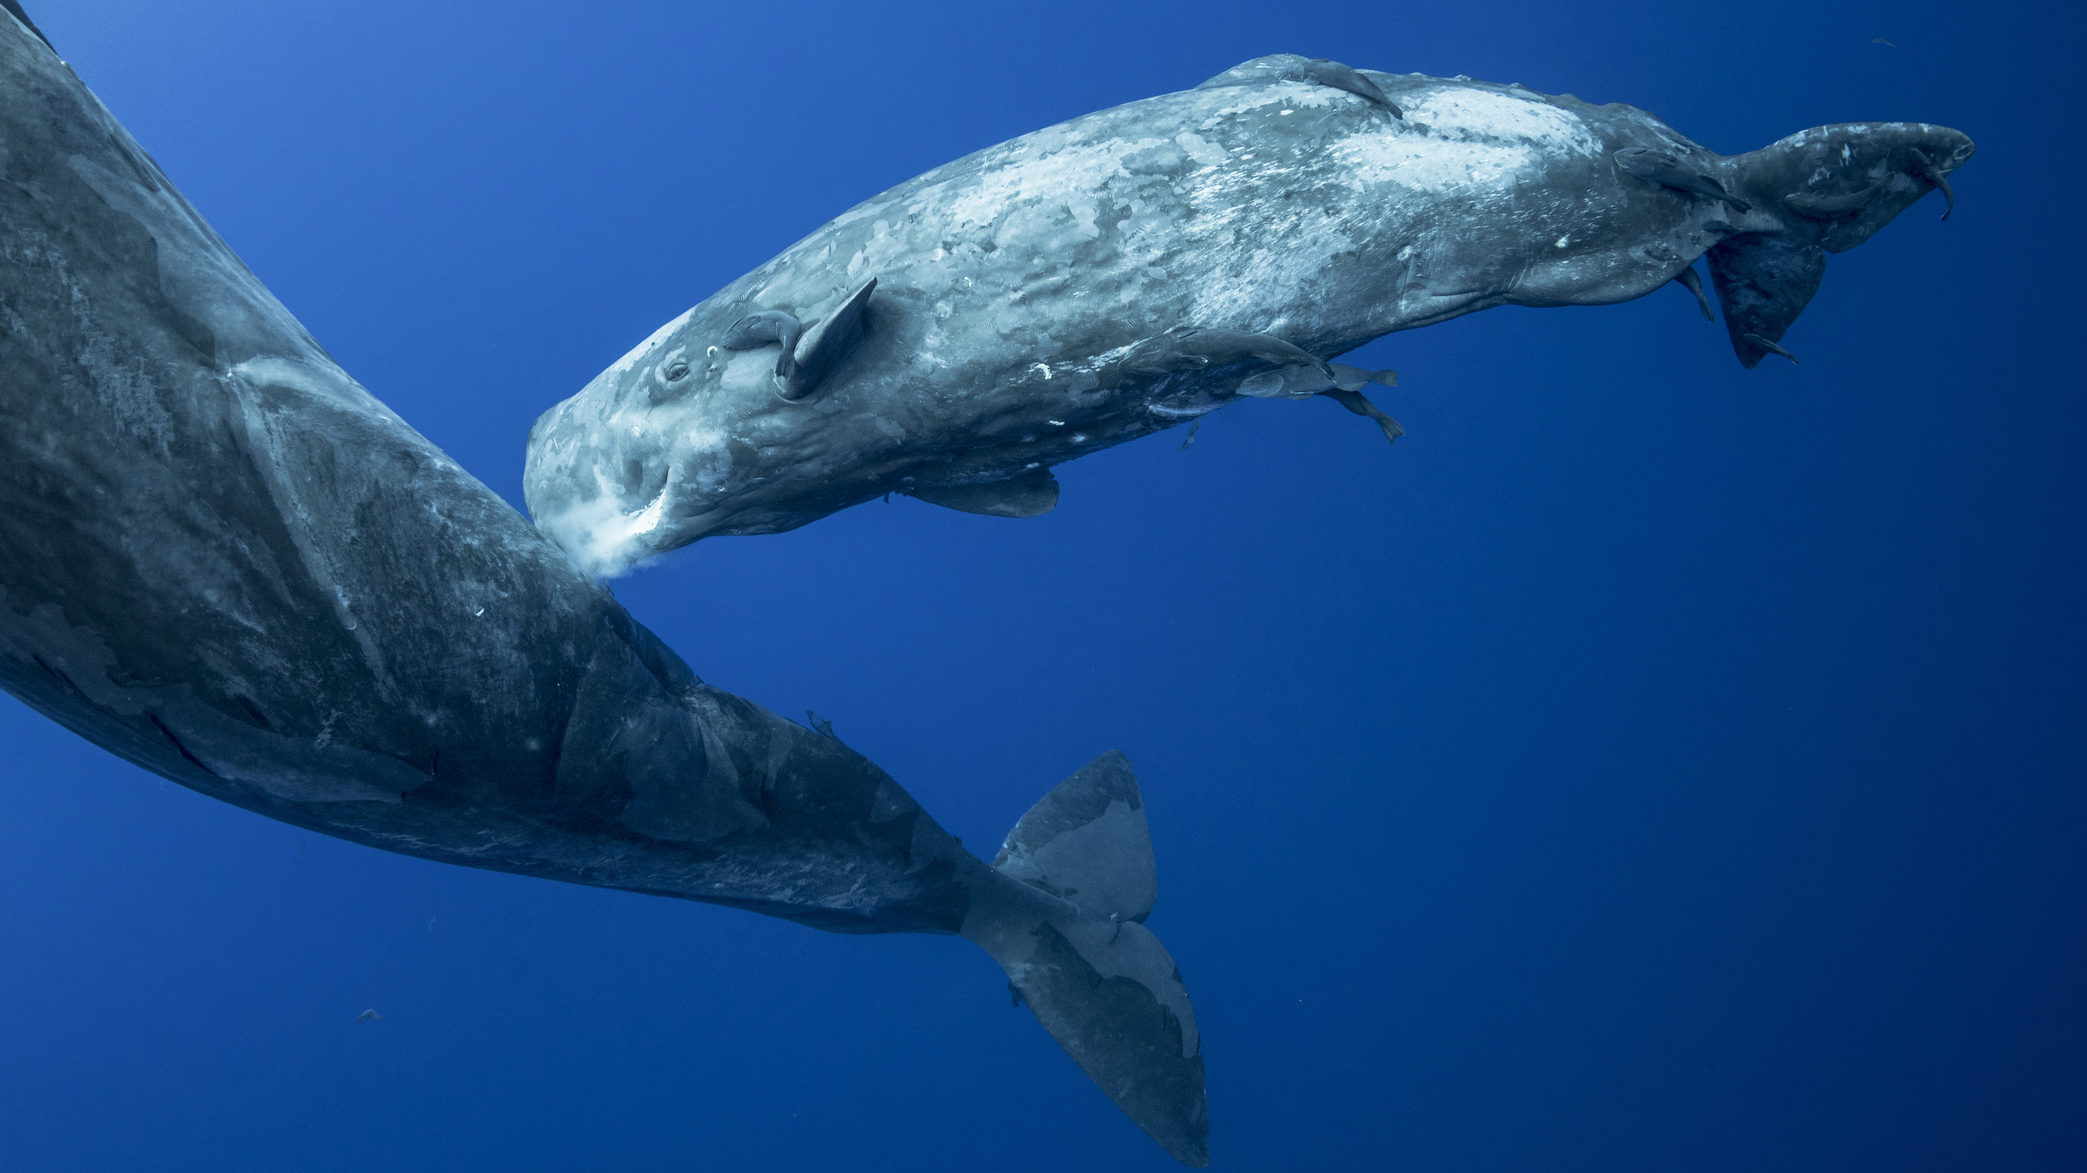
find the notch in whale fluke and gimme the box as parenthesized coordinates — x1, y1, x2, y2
(962, 752, 1209, 1166)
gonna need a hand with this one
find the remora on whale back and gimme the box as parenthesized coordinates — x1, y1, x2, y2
(524, 54, 1973, 575)
(0, 10, 1210, 1165)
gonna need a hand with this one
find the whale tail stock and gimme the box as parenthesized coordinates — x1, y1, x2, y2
(1707, 121, 1974, 368)
(961, 752, 1210, 1166)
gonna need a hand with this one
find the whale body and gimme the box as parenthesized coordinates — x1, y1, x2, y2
(0, 11, 1208, 1164)
(523, 54, 1973, 575)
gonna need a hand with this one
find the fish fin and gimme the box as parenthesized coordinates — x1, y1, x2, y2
(719, 309, 806, 380)
(1704, 234, 1826, 369)
(1613, 148, 1751, 212)
(906, 466, 1059, 518)
(1783, 181, 1883, 220)
(1127, 327, 1329, 381)
(779, 277, 876, 400)
(1328, 362, 1397, 392)
(1196, 53, 1400, 116)
(1321, 387, 1404, 445)
(966, 753, 1207, 1166)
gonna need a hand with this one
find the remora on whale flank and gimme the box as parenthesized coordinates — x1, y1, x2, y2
(523, 54, 1972, 576)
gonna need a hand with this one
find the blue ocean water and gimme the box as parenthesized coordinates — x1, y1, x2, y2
(3, 0, 2081, 1168)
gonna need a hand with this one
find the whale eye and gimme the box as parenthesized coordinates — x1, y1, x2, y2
(663, 359, 691, 382)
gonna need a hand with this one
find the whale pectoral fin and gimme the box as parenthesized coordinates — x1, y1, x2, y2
(779, 277, 877, 400)
(1907, 147, 1957, 221)
(1194, 53, 1401, 117)
(1673, 266, 1715, 321)
(906, 466, 1060, 518)
(1705, 234, 1826, 369)
(1321, 386, 1404, 445)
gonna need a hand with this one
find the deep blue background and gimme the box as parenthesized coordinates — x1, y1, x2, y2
(5, 1, 2082, 1169)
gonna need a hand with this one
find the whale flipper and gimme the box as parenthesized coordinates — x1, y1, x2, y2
(1907, 147, 1957, 221)
(906, 466, 1059, 517)
(781, 277, 877, 400)
(1705, 234, 1826, 369)
(718, 278, 876, 399)
(1673, 266, 1715, 321)
(1197, 53, 1402, 117)
(964, 753, 1208, 1167)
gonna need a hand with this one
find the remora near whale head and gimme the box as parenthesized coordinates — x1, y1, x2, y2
(523, 55, 1972, 576)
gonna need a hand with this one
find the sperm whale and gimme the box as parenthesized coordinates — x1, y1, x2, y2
(0, 11, 1206, 1164)
(522, 54, 1973, 575)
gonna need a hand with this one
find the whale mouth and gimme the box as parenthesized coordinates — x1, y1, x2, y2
(536, 471, 677, 578)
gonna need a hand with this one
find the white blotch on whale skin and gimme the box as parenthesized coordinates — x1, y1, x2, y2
(1405, 87, 1602, 156)
(538, 471, 673, 578)
(939, 139, 1143, 231)
(1173, 132, 1231, 169)
(1336, 87, 1602, 193)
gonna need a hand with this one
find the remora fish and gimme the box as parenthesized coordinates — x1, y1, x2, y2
(0, 11, 1208, 1165)
(523, 54, 1973, 575)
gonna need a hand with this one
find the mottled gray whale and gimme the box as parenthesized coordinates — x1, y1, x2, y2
(524, 54, 1972, 575)
(0, 11, 1206, 1164)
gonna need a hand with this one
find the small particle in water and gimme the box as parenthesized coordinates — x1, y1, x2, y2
(1871, 37, 1897, 47)
(352, 1009, 382, 1025)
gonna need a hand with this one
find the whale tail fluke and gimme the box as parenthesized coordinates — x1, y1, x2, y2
(1710, 122, 1974, 368)
(962, 752, 1210, 1166)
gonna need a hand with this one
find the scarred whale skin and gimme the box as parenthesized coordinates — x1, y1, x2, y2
(524, 55, 1973, 575)
(0, 12, 1208, 1163)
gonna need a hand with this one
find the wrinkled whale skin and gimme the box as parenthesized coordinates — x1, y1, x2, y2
(523, 58, 1972, 572)
(0, 9, 981, 934)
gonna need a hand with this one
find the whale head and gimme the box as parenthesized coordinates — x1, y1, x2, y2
(1725, 121, 1975, 252)
(524, 294, 906, 576)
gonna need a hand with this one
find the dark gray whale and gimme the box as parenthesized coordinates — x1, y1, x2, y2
(0, 10, 1207, 1165)
(523, 55, 1972, 575)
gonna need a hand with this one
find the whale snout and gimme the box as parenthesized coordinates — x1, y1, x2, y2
(1729, 121, 1976, 252)
(524, 400, 681, 577)
(1925, 127, 1976, 171)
